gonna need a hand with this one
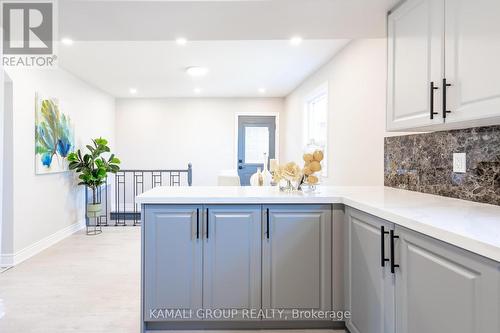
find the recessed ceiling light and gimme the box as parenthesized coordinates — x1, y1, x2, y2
(176, 37, 187, 45)
(258, 88, 266, 94)
(61, 37, 74, 45)
(290, 36, 303, 46)
(186, 66, 209, 77)
(194, 88, 202, 94)
(129, 88, 137, 94)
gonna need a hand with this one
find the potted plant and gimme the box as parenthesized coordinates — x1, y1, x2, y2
(67, 138, 120, 218)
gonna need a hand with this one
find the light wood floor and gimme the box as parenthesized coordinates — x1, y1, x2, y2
(0, 228, 345, 333)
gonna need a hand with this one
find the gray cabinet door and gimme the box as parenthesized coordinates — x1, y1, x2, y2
(203, 205, 262, 318)
(395, 226, 500, 333)
(144, 205, 202, 321)
(345, 208, 395, 333)
(262, 205, 332, 319)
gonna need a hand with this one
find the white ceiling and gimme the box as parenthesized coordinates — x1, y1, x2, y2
(56, 0, 398, 98)
(58, 40, 350, 98)
(59, 0, 399, 41)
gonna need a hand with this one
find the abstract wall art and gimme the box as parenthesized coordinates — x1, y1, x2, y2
(35, 93, 75, 174)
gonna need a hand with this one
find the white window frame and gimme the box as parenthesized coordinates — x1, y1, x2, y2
(303, 82, 328, 176)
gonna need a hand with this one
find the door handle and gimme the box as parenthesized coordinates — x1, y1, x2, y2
(238, 159, 243, 163)
(442, 78, 452, 119)
(196, 209, 200, 239)
(238, 166, 243, 170)
(390, 230, 400, 274)
(430, 81, 439, 119)
(380, 226, 390, 267)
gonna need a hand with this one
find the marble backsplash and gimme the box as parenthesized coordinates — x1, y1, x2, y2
(384, 125, 500, 205)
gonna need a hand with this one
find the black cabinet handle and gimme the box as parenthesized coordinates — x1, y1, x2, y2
(380, 226, 390, 267)
(266, 208, 270, 239)
(390, 230, 400, 274)
(430, 81, 439, 119)
(442, 78, 452, 119)
(206, 208, 209, 239)
(196, 209, 200, 239)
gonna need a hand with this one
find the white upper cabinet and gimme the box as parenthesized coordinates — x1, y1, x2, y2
(444, 0, 500, 125)
(387, 0, 444, 131)
(387, 0, 500, 131)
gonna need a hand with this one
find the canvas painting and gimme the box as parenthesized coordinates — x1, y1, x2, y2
(35, 94, 75, 174)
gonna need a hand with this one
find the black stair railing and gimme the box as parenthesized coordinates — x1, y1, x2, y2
(85, 163, 192, 227)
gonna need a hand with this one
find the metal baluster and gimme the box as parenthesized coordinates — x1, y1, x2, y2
(97, 184, 102, 226)
(122, 172, 126, 226)
(133, 172, 137, 226)
(115, 172, 119, 226)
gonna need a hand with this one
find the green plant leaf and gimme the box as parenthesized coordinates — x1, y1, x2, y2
(94, 138, 106, 146)
(67, 137, 119, 188)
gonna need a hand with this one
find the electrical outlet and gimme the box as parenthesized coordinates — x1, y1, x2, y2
(453, 153, 466, 173)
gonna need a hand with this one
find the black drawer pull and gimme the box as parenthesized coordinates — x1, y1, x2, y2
(196, 209, 200, 239)
(430, 81, 439, 119)
(390, 230, 400, 274)
(206, 208, 209, 239)
(381, 226, 390, 267)
(442, 78, 452, 119)
(266, 208, 270, 239)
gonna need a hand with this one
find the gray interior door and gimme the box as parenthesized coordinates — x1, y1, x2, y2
(262, 205, 332, 319)
(237, 116, 276, 186)
(203, 205, 261, 319)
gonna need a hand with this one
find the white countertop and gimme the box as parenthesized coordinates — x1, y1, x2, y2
(137, 186, 500, 262)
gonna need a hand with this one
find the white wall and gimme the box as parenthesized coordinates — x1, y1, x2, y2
(1, 75, 14, 261)
(115, 98, 283, 185)
(282, 39, 392, 186)
(0, 29, 5, 260)
(4, 67, 115, 258)
(0, 68, 4, 259)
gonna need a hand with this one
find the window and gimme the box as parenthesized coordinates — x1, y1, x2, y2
(304, 83, 328, 175)
(244, 126, 269, 164)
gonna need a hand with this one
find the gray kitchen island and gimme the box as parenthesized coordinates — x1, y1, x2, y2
(137, 186, 500, 333)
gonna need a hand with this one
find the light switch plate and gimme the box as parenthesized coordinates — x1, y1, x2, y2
(453, 153, 466, 173)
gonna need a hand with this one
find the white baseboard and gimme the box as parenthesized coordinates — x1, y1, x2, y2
(0, 220, 85, 268)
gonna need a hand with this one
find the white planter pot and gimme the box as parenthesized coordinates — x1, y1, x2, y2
(87, 203, 103, 218)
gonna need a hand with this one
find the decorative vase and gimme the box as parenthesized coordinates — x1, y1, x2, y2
(249, 168, 263, 186)
(262, 154, 273, 186)
(302, 140, 324, 192)
(279, 178, 299, 192)
(87, 203, 103, 218)
(300, 182, 317, 193)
